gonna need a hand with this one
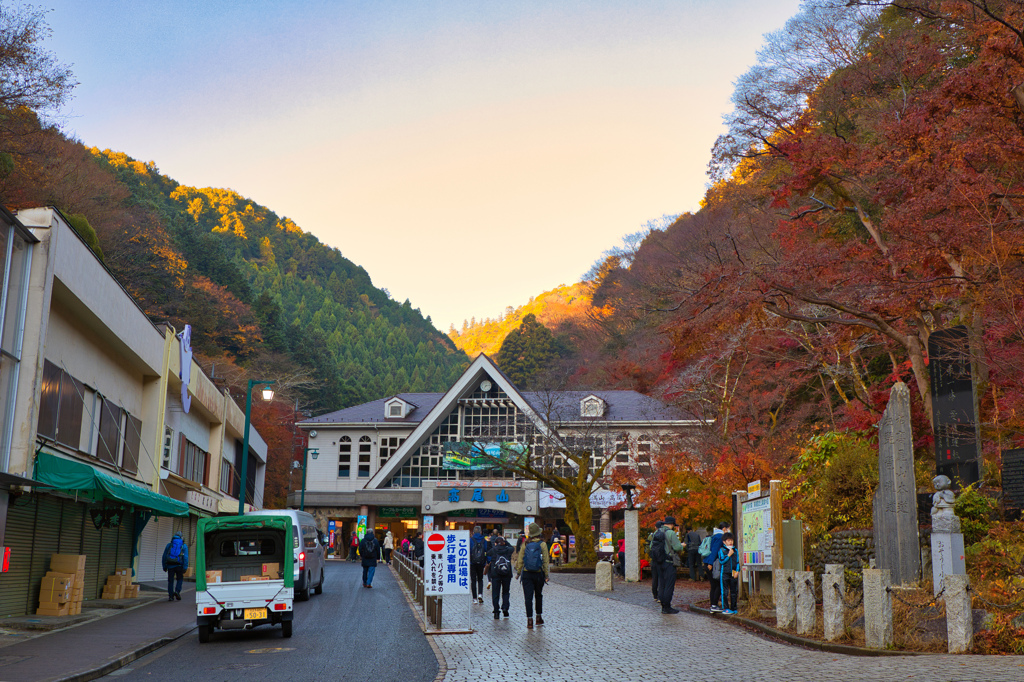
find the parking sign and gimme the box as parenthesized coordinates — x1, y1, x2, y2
(424, 529, 470, 596)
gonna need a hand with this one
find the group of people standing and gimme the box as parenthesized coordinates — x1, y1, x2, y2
(646, 518, 740, 615)
(470, 523, 550, 629)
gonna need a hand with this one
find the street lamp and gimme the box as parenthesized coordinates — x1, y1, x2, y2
(238, 379, 275, 515)
(300, 447, 319, 512)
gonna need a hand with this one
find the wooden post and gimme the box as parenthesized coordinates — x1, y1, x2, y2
(770, 480, 783, 601)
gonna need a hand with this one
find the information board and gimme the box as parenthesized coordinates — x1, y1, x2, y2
(741, 496, 773, 567)
(424, 530, 470, 596)
(598, 532, 614, 553)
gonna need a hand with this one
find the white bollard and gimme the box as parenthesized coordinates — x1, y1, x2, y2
(863, 568, 893, 649)
(821, 566, 845, 642)
(795, 570, 816, 635)
(943, 574, 973, 654)
(774, 569, 796, 629)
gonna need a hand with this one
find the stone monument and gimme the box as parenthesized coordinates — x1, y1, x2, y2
(872, 382, 921, 585)
(1003, 449, 1024, 520)
(930, 475, 966, 596)
(595, 560, 613, 592)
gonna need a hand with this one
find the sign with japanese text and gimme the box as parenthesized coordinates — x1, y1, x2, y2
(928, 326, 980, 485)
(741, 496, 772, 568)
(424, 530, 470, 596)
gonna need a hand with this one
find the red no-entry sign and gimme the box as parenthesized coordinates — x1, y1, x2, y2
(426, 533, 446, 552)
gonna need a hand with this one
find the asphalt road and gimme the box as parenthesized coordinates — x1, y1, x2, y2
(102, 561, 437, 682)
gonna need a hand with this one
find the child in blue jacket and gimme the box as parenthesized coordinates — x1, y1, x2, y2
(717, 532, 740, 614)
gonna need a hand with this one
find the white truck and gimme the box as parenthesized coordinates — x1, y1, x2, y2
(195, 515, 294, 643)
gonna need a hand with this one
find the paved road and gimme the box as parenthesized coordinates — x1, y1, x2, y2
(102, 562, 437, 682)
(435, 578, 1024, 682)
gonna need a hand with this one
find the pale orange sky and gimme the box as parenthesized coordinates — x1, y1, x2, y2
(50, 0, 804, 330)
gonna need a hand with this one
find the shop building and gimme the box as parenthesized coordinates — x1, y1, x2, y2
(0, 207, 266, 616)
(292, 354, 702, 548)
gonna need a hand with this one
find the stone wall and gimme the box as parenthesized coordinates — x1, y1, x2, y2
(808, 529, 875, 575)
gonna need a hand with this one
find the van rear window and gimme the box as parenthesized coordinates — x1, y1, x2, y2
(220, 538, 277, 557)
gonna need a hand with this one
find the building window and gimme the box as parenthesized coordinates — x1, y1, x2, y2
(338, 436, 351, 477)
(121, 413, 142, 475)
(220, 458, 234, 495)
(96, 397, 123, 466)
(358, 435, 372, 477)
(162, 427, 174, 469)
(580, 396, 605, 418)
(0, 221, 32, 469)
(36, 360, 85, 450)
(389, 403, 403, 417)
(179, 435, 209, 485)
(379, 436, 404, 468)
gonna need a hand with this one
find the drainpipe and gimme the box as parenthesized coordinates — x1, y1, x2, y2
(152, 325, 175, 492)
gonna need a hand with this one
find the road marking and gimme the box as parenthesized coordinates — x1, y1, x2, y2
(246, 647, 295, 654)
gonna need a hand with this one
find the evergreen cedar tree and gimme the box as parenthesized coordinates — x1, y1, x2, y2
(495, 313, 570, 389)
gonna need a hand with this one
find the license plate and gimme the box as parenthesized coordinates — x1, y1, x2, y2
(244, 608, 267, 620)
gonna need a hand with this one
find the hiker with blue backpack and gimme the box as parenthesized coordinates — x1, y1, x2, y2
(485, 535, 515, 619)
(161, 532, 189, 602)
(704, 521, 730, 612)
(513, 522, 549, 629)
(715, 532, 740, 614)
(470, 526, 489, 604)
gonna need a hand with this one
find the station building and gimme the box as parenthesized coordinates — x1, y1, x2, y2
(292, 354, 702, 548)
(0, 207, 267, 616)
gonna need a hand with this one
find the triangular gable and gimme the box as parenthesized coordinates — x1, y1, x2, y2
(365, 354, 552, 489)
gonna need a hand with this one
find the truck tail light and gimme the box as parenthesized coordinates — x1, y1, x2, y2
(299, 552, 305, 570)
(273, 602, 287, 611)
(202, 607, 217, 615)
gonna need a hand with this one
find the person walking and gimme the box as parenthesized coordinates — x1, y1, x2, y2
(412, 531, 425, 566)
(470, 526, 488, 604)
(616, 538, 626, 577)
(685, 526, 702, 581)
(514, 522, 549, 629)
(549, 535, 563, 567)
(485, 535, 515, 619)
(161, 532, 188, 602)
(657, 516, 685, 614)
(360, 529, 381, 588)
(383, 531, 394, 565)
(348, 531, 359, 562)
(706, 522, 729, 612)
(647, 520, 664, 601)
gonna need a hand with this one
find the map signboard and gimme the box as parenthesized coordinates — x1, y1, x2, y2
(741, 496, 773, 568)
(424, 530, 470, 596)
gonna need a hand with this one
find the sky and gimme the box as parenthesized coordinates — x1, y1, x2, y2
(43, 0, 804, 331)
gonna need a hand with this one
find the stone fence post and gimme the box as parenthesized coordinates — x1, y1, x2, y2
(863, 568, 893, 649)
(774, 569, 796, 629)
(821, 564, 845, 642)
(943, 574, 973, 653)
(795, 570, 816, 635)
(595, 561, 613, 592)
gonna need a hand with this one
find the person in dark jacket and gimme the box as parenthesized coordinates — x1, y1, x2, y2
(685, 527, 702, 581)
(360, 529, 381, 587)
(706, 522, 730, 612)
(648, 520, 664, 601)
(470, 526, 488, 604)
(348, 531, 359, 561)
(513, 523, 549, 629)
(161, 532, 189, 601)
(717, 532, 740, 614)
(412, 531, 425, 566)
(485, 535, 515, 619)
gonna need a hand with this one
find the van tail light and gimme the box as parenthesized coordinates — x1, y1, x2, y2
(273, 602, 287, 611)
(299, 552, 305, 570)
(202, 607, 217, 615)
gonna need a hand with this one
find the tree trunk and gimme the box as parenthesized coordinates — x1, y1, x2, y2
(563, 490, 595, 564)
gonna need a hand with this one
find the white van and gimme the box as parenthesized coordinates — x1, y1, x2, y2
(246, 509, 325, 600)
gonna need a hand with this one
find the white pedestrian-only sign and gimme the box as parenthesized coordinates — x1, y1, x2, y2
(424, 529, 470, 596)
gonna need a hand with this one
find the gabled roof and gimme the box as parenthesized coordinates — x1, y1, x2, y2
(521, 390, 690, 423)
(365, 354, 551, 489)
(298, 393, 444, 425)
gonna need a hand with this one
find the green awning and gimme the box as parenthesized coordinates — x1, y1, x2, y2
(34, 451, 189, 517)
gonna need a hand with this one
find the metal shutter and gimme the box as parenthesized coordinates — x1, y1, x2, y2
(115, 516, 134, 573)
(82, 515, 103, 599)
(0, 496, 36, 617)
(27, 496, 62, 614)
(137, 519, 159, 581)
(57, 498, 86, 555)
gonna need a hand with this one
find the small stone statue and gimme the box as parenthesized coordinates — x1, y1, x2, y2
(930, 475, 960, 532)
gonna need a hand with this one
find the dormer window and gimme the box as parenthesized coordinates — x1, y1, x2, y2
(384, 397, 409, 419)
(580, 395, 606, 418)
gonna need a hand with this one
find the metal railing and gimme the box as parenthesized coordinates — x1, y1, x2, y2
(393, 552, 443, 627)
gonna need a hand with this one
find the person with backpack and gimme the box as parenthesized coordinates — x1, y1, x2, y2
(716, 532, 740, 614)
(549, 535, 563, 566)
(360, 529, 381, 587)
(485, 535, 515, 619)
(705, 522, 730, 612)
(383, 530, 394, 565)
(470, 526, 488, 604)
(650, 516, 685, 614)
(412, 531, 425, 566)
(348, 531, 359, 561)
(161, 532, 189, 601)
(513, 522, 549, 629)
(646, 520, 664, 601)
(685, 526, 702, 581)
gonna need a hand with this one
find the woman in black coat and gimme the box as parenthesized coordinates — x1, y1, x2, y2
(360, 530, 380, 588)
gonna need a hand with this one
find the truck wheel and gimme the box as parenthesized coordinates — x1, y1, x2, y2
(314, 570, 324, 595)
(198, 624, 211, 643)
(298, 572, 311, 601)
(281, 620, 293, 638)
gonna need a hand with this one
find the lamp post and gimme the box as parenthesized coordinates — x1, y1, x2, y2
(238, 379, 275, 515)
(300, 447, 319, 512)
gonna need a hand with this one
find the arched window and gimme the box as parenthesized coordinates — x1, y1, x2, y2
(358, 436, 373, 477)
(338, 436, 352, 477)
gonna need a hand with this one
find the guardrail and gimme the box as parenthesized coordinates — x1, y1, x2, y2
(393, 552, 443, 627)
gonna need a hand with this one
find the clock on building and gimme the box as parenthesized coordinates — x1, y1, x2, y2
(480, 380, 492, 392)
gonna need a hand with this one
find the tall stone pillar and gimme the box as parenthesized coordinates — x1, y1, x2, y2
(863, 568, 893, 649)
(600, 509, 611, 534)
(822, 564, 845, 642)
(943, 573, 973, 653)
(774, 569, 795, 629)
(795, 570, 816, 635)
(624, 509, 640, 582)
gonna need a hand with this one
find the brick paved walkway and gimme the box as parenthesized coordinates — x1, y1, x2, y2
(435, 579, 1024, 682)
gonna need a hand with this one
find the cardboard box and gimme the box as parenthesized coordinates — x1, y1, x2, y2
(115, 567, 130, 576)
(205, 570, 222, 584)
(50, 554, 86, 572)
(125, 585, 139, 598)
(42, 574, 75, 591)
(261, 562, 280, 578)
(36, 604, 71, 616)
(241, 575, 270, 581)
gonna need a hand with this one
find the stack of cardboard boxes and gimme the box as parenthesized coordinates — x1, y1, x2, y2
(37, 554, 86, 616)
(101, 568, 139, 599)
